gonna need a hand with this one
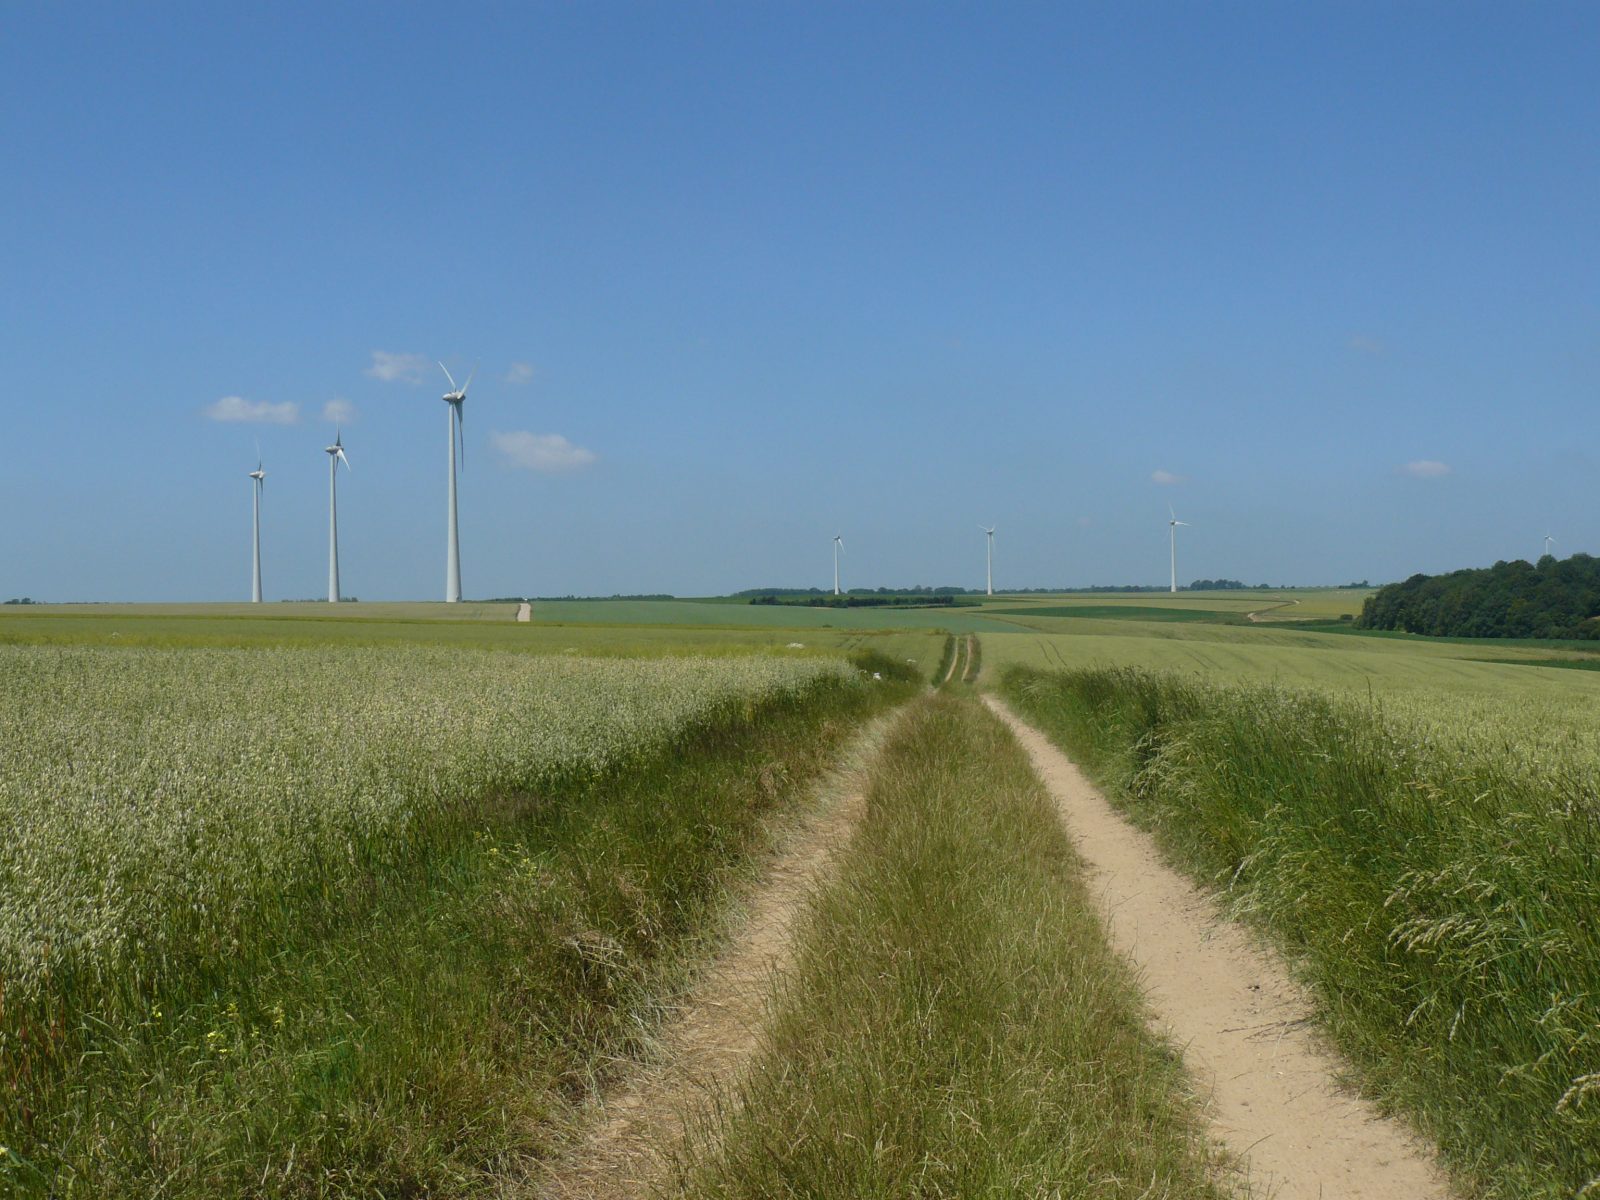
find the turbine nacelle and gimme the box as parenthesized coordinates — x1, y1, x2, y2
(439, 361, 475, 404)
(325, 430, 351, 469)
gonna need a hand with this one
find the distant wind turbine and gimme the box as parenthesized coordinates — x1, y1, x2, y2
(439, 362, 475, 603)
(981, 525, 996, 596)
(1544, 533, 1557, 559)
(248, 449, 265, 603)
(1168, 506, 1190, 593)
(326, 430, 351, 603)
(833, 534, 844, 596)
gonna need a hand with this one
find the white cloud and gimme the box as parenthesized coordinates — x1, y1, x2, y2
(491, 431, 597, 473)
(204, 396, 299, 425)
(1348, 334, 1386, 355)
(364, 350, 431, 383)
(1402, 459, 1451, 479)
(323, 398, 357, 424)
(505, 361, 535, 385)
(1151, 469, 1184, 486)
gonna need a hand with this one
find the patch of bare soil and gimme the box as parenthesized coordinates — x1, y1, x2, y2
(533, 712, 898, 1199)
(986, 695, 1453, 1200)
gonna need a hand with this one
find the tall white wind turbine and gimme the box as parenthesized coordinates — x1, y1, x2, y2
(439, 362, 474, 603)
(981, 525, 996, 596)
(833, 534, 844, 596)
(248, 451, 265, 603)
(1168, 506, 1190, 593)
(1544, 533, 1557, 559)
(326, 430, 351, 603)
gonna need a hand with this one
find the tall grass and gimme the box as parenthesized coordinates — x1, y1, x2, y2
(0, 644, 908, 1195)
(1002, 664, 1600, 1199)
(669, 691, 1229, 1198)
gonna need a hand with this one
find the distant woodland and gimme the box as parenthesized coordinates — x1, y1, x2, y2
(1358, 555, 1600, 639)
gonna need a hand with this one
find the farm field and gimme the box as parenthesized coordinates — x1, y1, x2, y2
(0, 602, 955, 680)
(0, 615, 921, 1195)
(4, 594, 1598, 1198)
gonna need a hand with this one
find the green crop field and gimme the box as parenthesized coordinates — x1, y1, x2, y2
(988, 603, 1250, 623)
(0, 646, 848, 1008)
(5, 593, 1597, 1198)
(0, 601, 954, 669)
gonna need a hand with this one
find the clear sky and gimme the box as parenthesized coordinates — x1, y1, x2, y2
(2, 2, 1595, 600)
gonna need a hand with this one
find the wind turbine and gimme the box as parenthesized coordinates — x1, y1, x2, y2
(981, 525, 996, 596)
(1543, 533, 1557, 559)
(325, 430, 351, 603)
(832, 535, 844, 595)
(439, 362, 474, 604)
(1168, 506, 1189, 593)
(248, 449, 265, 603)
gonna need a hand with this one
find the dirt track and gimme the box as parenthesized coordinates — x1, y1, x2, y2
(535, 712, 898, 1198)
(987, 695, 1452, 1200)
(1246, 597, 1301, 622)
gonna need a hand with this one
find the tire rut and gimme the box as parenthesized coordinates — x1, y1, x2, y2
(533, 708, 905, 1199)
(986, 694, 1453, 1200)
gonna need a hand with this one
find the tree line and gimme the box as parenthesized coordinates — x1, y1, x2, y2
(1357, 555, 1600, 640)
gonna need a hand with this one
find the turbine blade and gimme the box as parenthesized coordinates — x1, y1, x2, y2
(337, 447, 351, 471)
(439, 361, 458, 392)
(461, 363, 477, 395)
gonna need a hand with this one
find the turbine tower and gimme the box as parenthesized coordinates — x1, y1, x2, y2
(981, 525, 996, 596)
(325, 430, 351, 603)
(1544, 533, 1557, 559)
(439, 362, 474, 604)
(833, 534, 844, 595)
(1168, 506, 1190, 593)
(248, 453, 265, 603)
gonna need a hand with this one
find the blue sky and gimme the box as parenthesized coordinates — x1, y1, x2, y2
(2, 2, 1595, 600)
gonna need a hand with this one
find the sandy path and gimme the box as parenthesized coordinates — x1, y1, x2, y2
(939, 635, 962, 686)
(534, 711, 898, 1199)
(986, 696, 1452, 1200)
(1246, 597, 1301, 623)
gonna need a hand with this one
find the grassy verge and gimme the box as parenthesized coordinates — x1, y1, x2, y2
(668, 691, 1228, 1198)
(5, 665, 914, 1197)
(1000, 665, 1600, 1200)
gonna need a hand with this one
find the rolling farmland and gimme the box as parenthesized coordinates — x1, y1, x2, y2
(3, 593, 1597, 1198)
(0, 623, 913, 1194)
